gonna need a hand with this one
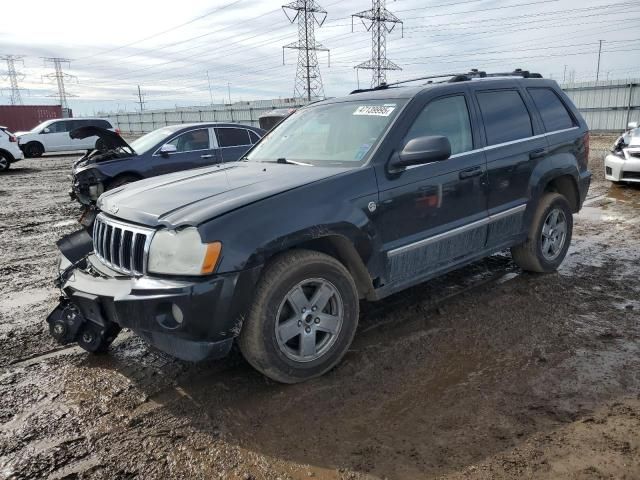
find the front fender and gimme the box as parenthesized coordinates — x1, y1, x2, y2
(199, 167, 380, 276)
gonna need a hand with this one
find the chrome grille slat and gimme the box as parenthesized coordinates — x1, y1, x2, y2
(109, 226, 116, 264)
(131, 233, 138, 274)
(92, 213, 154, 276)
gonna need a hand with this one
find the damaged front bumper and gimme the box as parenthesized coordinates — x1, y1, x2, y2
(605, 152, 640, 183)
(47, 231, 258, 361)
(70, 172, 105, 206)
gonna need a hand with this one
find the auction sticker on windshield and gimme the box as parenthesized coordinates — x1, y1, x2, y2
(353, 105, 396, 117)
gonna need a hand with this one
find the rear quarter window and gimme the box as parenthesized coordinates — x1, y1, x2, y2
(527, 88, 576, 132)
(476, 90, 533, 145)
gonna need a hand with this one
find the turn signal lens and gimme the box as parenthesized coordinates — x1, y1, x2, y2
(201, 242, 222, 274)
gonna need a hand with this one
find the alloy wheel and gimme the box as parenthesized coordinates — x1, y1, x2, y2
(275, 278, 344, 362)
(540, 207, 567, 261)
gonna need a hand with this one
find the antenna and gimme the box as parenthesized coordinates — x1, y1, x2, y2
(1, 55, 26, 105)
(282, 0, 330, 102)
(42, 57, 77, 109)
(352, 0, 403, 88)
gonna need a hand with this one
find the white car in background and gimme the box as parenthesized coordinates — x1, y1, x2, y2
(16, 118, 118, 158)
(0, 126, 24, 172)
(605, 121, 640, 184)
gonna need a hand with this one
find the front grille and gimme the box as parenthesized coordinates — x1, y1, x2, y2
(93, 213, 154, 275)
(622, 171, 640, 180)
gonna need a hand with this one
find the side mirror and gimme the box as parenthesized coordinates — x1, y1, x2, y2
(628, 121, 639, 130)
(42, 128, 51, 134)
(159, 144, 177, 156)
(388, 135, 451, 172)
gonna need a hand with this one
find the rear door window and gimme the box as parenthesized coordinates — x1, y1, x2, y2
(90, 119, 112, 129)
(527, 88, 576, 132)
(476, 90, 533, 145)
(215, 128, 251, 147)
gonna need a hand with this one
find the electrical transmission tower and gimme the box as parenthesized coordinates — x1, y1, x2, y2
(1, 55, 26, 105)
(42, 57, 76, 109)
(282, 0, 330, 101)
(352, 0, 403, 88)
(136, 85, 146, 112)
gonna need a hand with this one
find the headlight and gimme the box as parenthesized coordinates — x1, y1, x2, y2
(147, 227, 221, 276)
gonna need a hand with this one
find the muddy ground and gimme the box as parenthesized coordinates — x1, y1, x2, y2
(1, 137, 639, 479)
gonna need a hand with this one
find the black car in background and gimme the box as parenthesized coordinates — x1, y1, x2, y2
(70, 122, 265, 206)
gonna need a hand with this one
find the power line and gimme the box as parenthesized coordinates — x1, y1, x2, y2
(1, 55, 26, 105)
(282, 0, 330, 101)
(76, 0, 246, 63)
(352, 0, 403, 87)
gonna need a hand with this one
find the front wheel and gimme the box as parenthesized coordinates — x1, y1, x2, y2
(239, 250, 359, 383)
(24, 142, 44, 158)
(511, 192, 573, 273)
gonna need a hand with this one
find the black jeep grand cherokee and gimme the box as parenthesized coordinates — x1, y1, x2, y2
(48, 70, 591, 383)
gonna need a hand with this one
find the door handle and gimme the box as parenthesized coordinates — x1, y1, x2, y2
(529, 148, 548, 159)
(201, 154, 213, 159)
(459, 166, 483, 179)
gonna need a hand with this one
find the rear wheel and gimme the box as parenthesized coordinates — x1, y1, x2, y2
(511, 192, 573, 273)
(24, 142, 44, 158)
(239, 250, 359, 383)
(0, 153, 10, 172)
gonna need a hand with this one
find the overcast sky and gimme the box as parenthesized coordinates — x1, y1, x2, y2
(1, 0, 639, 114)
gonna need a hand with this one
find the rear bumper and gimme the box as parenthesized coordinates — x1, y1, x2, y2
(57, 253, 259, 361)
(578, 169, 591, 208)
(604, 154, 640, 183)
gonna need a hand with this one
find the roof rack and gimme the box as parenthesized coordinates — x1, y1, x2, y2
(349, 68, 543, 94)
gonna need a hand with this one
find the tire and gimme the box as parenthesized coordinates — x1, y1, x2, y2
(511, 192, 573, 273)
(106, 174, 140, 191)
(24, 142, 44, 158)
(0, 153, 10, 172)
(238, 249, 359, 384)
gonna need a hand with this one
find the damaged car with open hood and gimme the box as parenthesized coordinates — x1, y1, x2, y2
(69, 122, 265, 222)
(48, 71, 591, 383)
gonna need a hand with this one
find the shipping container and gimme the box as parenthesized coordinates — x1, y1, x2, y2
(0, 105, 66, 133)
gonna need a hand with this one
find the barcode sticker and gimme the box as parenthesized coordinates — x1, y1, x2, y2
(353, 105, 396, 117)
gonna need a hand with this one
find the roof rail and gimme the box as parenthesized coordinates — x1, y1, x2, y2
(448, 68, 543, 82)
(349, 69, 543, 94)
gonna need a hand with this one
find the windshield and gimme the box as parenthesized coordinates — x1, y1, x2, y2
(246, 99, 405, 167)
(129, 127, 176, 154)
(30, 120, 54, 132)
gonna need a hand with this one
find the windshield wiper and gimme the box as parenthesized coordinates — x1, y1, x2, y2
(276, 157, 312, 166)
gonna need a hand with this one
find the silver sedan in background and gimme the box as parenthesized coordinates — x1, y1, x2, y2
(605, 121, 640, 184)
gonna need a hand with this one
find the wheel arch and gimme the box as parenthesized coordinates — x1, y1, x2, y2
(0, 148, 15, 162)
(283, 234, 375, 300)
(24, 140, 45, 152)
(542, 174, 580, 213)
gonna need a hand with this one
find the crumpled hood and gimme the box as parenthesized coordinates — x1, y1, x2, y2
(98, 161, 351, 228)
(70, 126, 129, 150)
(14, 131, 29, 137)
